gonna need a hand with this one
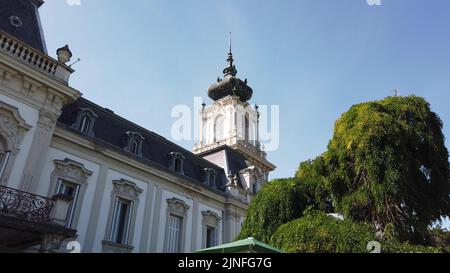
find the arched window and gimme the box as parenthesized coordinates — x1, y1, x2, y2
(174, 158, 182, 173)
(204, 168, 217, 188)
(130, 138, 139, 155)
(72, 108, 97, 136)
(78, 115, 91, 134)
(245, 113, 250, 142)
(214, 115, 224, 143)
(126, 132, 144, 157)
(169, 152, 185, 174)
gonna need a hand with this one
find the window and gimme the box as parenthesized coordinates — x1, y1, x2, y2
(204, 168, 217, 188)
(206, 226, 217, 248)
(72, 108, 97, 137)
(130, 138, 139, 155)
(110, 197, 133, 245)
(103, 179, 142, 252)
(202, 210, 221, 249)
(0, 150, 11, 179)
(245, 113, 250, 142)
(56, 179, 80, 228)
(252, 175, 258, 195)
(174, 158, 182, 173)
(166, 214, 182, 253)
(169, 152, 185, 174)
(164, 198, 190, 253)
(214, 115, 224, 142)
(126, 132, 144, 157)
(78, 115, 91, 134)
(208, 173, 215, 187)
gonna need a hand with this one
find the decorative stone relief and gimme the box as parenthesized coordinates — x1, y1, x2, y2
(0, 102, 32, 184)
(112, 179, 143, 201)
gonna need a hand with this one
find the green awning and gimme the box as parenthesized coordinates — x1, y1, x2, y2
(195, 237, 283, 253)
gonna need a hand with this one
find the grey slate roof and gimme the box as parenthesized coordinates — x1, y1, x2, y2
(0, 0, 46, 52)
(198, 146, 249, 189)
(57, 97, 229, 195)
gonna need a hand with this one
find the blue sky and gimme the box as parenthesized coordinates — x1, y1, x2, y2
(39, 0, 450, 227)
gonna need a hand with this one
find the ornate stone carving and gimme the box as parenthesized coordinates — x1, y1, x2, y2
(112, 179, 143, 201)
(52, 158, 93, 185)
(202, 210, 222, 226)
(0, 102, 32, 184)
(166, 197, 190, 216)
(0, 101, 32, 151)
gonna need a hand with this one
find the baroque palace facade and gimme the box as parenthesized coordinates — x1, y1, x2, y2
(0, 0, 275, 253)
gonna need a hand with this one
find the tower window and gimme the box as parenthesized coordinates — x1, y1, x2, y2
(214, 115, 224, 142)
(9, 16, 23, 28)
(245, 113, 250, 142)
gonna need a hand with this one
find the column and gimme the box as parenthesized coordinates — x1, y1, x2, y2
(19, 110, 58, 192)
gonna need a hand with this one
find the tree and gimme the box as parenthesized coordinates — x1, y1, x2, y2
(237, 178, 307, 242)
(325, 96, 450, 242)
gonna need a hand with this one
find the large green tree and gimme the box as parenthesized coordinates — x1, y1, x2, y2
(325, 96, 450, 242)
(238, 95, 449, 251)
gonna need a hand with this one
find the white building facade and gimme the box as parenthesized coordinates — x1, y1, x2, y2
(0, 0, 275, 253)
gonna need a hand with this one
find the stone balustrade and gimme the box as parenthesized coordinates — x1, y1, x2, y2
(0, 31, 74, 84)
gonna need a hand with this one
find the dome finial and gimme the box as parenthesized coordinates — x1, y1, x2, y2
(224, 32, 237, 76)
(229, 32, 232, 55)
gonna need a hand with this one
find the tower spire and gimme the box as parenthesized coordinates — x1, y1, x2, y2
(223, 32, 237, 77)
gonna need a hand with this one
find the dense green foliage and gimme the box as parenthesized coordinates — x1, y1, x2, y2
(270, 212, 440, 253)
(237, 96, 450, 252)
(270, 212, 376, 253)
(326, 96, 450, 241)
(237, 178, 306, 242)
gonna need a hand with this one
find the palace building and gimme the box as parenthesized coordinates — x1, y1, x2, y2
(0, 0, 275, 253)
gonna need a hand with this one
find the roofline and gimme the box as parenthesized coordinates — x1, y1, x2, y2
(76, 97, 222, 169)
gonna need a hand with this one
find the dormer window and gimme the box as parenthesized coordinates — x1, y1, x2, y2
(169, 152, 185, 175)
(204, 168, 217, 188)
(130, 138, 139, 154)
(72, 108, 97, 137)
(79, 115, 91, 134)
(126, 132, 144, 157)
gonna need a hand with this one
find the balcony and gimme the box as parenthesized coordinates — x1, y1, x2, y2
(0, 185, 76, 253)
(0, 31, 74, 84)
(194, 137, 267, 159)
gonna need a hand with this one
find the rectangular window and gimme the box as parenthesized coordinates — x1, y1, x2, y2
(166, 214, 182, 253)
(56, 179, 80, 228)
(0, 151, 11, 179)
(206, 226, 217, 248)
(110, 197, 133, 245)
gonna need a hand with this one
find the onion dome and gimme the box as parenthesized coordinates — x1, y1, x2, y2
(208, 34, 253, 102)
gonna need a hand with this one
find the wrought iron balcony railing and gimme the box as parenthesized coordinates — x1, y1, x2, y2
(0, 185, 54, 224)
